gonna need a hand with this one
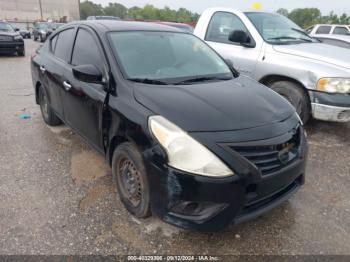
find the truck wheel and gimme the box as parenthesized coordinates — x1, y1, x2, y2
(112, 142, 151, 218)
(38, 87, 62, 126)
(269, 81, 310, 124)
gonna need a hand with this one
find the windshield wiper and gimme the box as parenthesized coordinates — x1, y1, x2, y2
(127, 78, 169, 85)
(174, 76, 232, 85)
(268, 36, 313, 43)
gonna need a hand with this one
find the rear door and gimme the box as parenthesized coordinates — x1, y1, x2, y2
(61, 26, 109, 152)
(42, 28, 76, 119)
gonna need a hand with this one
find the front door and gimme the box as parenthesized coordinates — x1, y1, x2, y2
(204, 11, 262, 78)
(61, 27, 108, 152)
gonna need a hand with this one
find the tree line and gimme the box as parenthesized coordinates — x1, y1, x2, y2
(80, 1, 199, 23)
(80, 1, 349, 28)
(277, 8, 350, 28)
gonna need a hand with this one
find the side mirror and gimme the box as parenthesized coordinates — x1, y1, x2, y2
(228, 30, 255, 48)
(72, 64, 104, 85)
(15, 28, 20, 32)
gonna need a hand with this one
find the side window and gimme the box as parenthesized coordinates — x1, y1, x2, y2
(206, 12, 249, 44)
(54, 28, 75, 63)
(315, 26, 331, 34)
(333, 27, 350, 35)
(51, 34, 58, 52)
(71, 28, 103, 70)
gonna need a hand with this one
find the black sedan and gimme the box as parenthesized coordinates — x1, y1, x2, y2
(0, 21, 25, 56)
(31, 21, 308, 231)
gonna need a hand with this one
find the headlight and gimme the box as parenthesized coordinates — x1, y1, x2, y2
(317, 78, 350, 93)
(14, 35, 23, 41)
(148, 115, 234, 177)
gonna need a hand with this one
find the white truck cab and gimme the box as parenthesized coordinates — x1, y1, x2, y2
(194, 8, 350, 123)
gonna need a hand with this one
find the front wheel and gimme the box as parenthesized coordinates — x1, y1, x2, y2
(38, 87, 62, 126)
(112, 142, 151, 218)
(269, 81, 311, 124)
(18, 49, 25, 57)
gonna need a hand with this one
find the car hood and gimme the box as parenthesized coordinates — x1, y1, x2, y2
(0, 31, 18, 37)
(273, 43, 350, 70)
(134, 76, 295, 132)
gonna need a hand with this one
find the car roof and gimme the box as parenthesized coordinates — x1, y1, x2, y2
(70, 20, 185, 33)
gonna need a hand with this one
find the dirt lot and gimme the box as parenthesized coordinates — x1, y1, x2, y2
(0, 40, 349, 255)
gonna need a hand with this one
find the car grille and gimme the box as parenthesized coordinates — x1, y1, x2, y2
(227, 126, 301, 176)
(0, 35, 13, 41)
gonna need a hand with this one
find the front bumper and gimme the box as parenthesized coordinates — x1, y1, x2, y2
(144, 117, 307, 231)
(0, 41, 24, 53)
(310, 91, 350, 122)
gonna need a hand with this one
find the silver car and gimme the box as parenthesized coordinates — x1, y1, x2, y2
(194, 8, 350, 123)
(314, 34, 350, 49)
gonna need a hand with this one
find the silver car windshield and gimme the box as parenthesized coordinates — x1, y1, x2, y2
(108, 31, 233, 83)
(245, 12, 316, 45)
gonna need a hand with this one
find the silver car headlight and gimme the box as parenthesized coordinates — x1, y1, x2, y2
(14, 35, 23, 41)
(148, 115, 234, 178)
(317, 78, 350, 93)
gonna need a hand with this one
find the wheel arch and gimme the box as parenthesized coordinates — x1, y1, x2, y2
(35, 81, 42, 104)
(106, 116, 150, 166)
(259, 74, 311, 104)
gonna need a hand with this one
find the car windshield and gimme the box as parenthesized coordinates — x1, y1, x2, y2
(37, 23, 49, 30)
(0, 22, 14, 32)
(245, 12, 316, 45)
(108, 31, 233, 84)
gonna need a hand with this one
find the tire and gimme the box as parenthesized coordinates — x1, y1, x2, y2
(112, 142, 151, 218)
(39, 35, 44, 42)
(38, 87, 62, 126)
(268, 81, 310, 124)
(18, 49, 25, 57)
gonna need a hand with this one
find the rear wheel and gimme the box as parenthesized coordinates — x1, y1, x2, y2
(268, 81, 310, 124)
(112, 142, 151, 218)
(38, 87, 61, 126)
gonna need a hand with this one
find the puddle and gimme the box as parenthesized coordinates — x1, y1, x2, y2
(71, 151, 110, 184)
(79, 185, 113, 212)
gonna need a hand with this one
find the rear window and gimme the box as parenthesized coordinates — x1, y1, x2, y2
(333, 27, 350, 35)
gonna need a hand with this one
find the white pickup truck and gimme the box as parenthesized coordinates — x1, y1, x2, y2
(194, 8, 350, 123)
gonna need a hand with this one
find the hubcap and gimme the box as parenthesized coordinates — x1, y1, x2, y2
(118, 158, 142, 207)
(41, 92, 49, 119)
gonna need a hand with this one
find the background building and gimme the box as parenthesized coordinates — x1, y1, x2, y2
(0, 0, 80, 26)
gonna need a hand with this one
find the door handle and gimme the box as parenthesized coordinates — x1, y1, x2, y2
(40, 65, 46, 73)
(63, 81, 72, 91)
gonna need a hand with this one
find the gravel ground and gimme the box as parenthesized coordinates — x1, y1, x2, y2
(0, 40, 349, 256)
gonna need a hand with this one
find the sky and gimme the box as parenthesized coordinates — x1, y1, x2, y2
(88, 0, 350, 15)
